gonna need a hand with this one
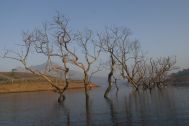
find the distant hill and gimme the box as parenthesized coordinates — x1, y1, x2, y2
(0, 72, 47, 84)
(170, 68, 189, 82)
(13, 63, 83, 80)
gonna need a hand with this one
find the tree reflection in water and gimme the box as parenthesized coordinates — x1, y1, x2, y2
(85, 94, 91, 126)
(124, 88, 179, 125)
(105, 97, 118, 126)
(1, 86, 189, 126)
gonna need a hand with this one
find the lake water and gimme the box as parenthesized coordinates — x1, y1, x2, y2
(0, 79, 189, 126)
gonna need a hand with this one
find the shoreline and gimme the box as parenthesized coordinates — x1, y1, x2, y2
(0, 81, 99, 94)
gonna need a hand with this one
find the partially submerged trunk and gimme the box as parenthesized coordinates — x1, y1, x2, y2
(104, 71, 113, 98)
(58, 93, 65, 103)
(58, 57, 70, 103)
(83, 71, 89, 97)
(104, 53, 115, 98)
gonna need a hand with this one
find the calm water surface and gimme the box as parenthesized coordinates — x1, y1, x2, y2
(0, 80, 189, 126)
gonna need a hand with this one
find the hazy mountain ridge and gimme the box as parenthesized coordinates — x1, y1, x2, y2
(13, 63, 131, 86)
(14, 63, 83, 80)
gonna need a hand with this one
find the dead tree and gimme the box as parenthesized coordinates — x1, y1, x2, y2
(140, 58, 155, 90)
(99, 27, 176, 92)
(3, 14, 73, 103)
(33, 15, 72, 103)
(98, 29, 118, 98)
(51, 14, 72, 102)
(150, 56, 176, 88)
(140, 56, 176, 90)
(2, 35, 64, 97)
(68, 29, 101, 98)
(100, 27, 145, 90)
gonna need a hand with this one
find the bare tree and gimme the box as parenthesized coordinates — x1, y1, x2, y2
(3, 14, 73, 103)
(4, 13, 101, 102)
(2, 11, 177, 104)
(2, 35, 64, 96)
(99, 27, 177, 92)
(67, 29, 101, 97)
(111, 27, 176, 90)
(119, 39, 146, 90)
(98, 29, 118, 98)
(99, 27, 145, 90)
(136, 56, 176, 90)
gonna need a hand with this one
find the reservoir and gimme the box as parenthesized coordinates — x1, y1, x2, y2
(0, 80, 189, 126)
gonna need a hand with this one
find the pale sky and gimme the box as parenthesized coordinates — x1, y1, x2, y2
(0, 0, 189, 71)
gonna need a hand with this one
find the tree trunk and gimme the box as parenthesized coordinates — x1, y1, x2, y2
(85, 93, 91, 126)
(104, 71, 113, 98)
(84, 72, 89, 97)
(58, 93, 65, 103)
(104, 53, 115, 98)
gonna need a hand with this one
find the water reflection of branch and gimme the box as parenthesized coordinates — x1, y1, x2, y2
(34, 101, 71, 126)
(63, 105, 71, 126)
(56, 102, 71, 126)
(124, 88, 179, 125)
(105, 97, 118, 126)
(113, 76, 119, 98)
(125, 95, 133, 126)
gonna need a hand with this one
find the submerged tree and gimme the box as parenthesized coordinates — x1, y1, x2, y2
(3, 14, 74, 103)
(99, 27, 176, 92)
(98, 28, 118, 98)
(69, 29, 101, 98)
(120, 40, 146, 90)
(142, 56, 176, 90)
(99, 27, 145, 90)
(2, 12, 177, 103)
(2, 13, 102, 102)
